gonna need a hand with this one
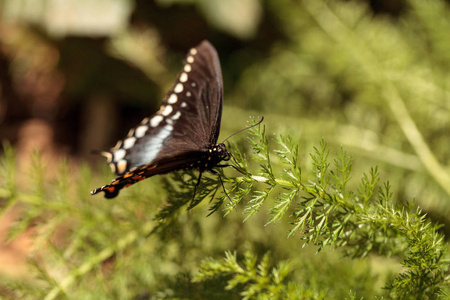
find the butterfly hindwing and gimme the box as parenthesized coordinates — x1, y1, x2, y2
(92, 41, 225, 198)
(92, 153, 203, 199)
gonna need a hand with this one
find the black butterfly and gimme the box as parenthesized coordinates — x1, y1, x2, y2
(91, 40, 234, 199)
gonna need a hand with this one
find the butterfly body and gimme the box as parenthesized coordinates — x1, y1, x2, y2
(91, 41, 229, 199)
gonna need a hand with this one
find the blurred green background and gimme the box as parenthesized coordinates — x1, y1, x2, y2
(0, 0, 449, 298)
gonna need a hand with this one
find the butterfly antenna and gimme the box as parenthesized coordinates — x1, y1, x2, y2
(222, 117, 264, 143)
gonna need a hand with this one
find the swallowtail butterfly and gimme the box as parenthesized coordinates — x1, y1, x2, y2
(91, 40, 233, 199)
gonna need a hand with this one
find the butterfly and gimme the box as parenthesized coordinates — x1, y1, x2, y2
(91, 40, 235, 199)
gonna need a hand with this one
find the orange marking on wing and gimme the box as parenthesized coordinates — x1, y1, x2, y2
(124, 172, 134, 178)
(106, 186, 116, 193)
(132, 175, 141, 180)
(112, 180, 120, 185)
(125, 183, 132, 187)
(138, 164, 156, 175)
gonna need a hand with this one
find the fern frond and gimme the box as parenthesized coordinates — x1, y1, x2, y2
(194, 250, 295, 300)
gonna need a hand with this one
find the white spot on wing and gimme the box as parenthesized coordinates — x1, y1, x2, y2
(116, 160, 127, 174)
(187, 56, 194, 63)
(114, 149, 126, 161)
(174, 83, 183, 93)
(191, 82, 196, 87)
(112, 140, 122, 150)
(135, 125, 148, 138)
(184, 64, 191, 72)
(181, 102, 187, 108)
(190, 48, 197, 55)
(127, 128, 135, 137)
(172, 111, 181, 120)
(186, 91, 191, 97)
(109, 163, 116, 173)
(101, 151, 113, 163)
(141, 117, 149, 125)
(162, 105, 173, 116)
(150, 115, 164, 127)
(123, 137, 136, 149)
(179, 72, 188, 83)
(167, 94, 177, 104)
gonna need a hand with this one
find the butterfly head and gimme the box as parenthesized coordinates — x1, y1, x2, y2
(215, 143, 230, 162)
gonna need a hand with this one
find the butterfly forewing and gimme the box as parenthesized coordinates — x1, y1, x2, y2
(92, 40, 225, 198)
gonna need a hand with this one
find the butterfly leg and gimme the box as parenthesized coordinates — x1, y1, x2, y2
(191, 171, 203, 200)
(216, 153, 249, 176)
(210, 169, 237, 211)
(216, 164, 247, 175)
(230, 153, 250, 175)
(188, 171, 210, 210)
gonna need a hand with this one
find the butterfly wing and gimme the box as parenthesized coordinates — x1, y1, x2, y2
(92, 40, 224, 198)
(91, 151, 207, 198)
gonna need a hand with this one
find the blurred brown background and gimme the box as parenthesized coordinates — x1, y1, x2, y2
(0, 0, 404, 163)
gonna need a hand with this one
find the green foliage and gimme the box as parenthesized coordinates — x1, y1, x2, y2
(193, 250, 299, 300)
(235, 0, 450, 219)
(196, 120, 448, 298)
(1, 118, 449, 299)
(0, 143, 17, 212)
(2, 0, 450, 299)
